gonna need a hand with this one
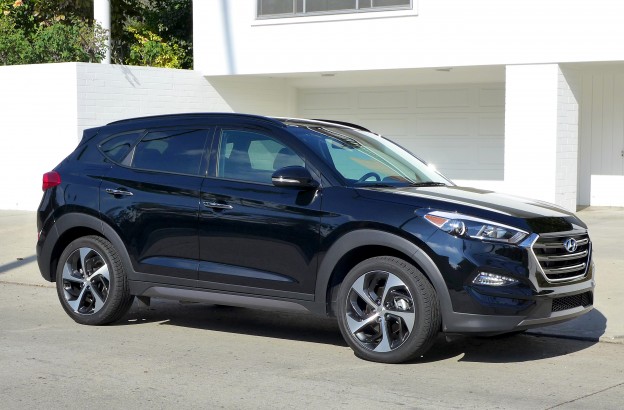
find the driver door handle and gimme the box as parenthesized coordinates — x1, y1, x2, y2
(105, 188, 133, 196)
(203, 201, 233, 210)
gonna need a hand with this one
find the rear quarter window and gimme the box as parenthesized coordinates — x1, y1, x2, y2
(99, 131, 144, 163)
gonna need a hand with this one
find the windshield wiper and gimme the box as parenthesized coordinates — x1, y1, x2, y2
(409, 182, 447, 187)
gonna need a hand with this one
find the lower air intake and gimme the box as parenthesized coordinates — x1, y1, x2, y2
(552, 292, 593, 312)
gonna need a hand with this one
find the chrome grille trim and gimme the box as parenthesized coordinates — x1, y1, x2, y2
(536, 250, 588, 262)
(530, 231, 591, 283)
(533, 238, 589, 249)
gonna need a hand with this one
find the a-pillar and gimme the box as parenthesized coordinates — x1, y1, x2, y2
(504, 64, 580, 211)
(94, 0, 111, 64)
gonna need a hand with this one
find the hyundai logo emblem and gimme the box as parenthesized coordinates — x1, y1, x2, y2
(563, 238, 578, 253)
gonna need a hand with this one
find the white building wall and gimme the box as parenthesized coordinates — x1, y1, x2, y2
(504, 64, 583, 211)
(578, 68, 624, 206)
(0, 63, 235, 211)
(0, 63, 78, 210)
(207, 76, 297, 117)
(504, 65, 559, 205)
(194, 0, 624, 76)
(556, 67, 580, 211)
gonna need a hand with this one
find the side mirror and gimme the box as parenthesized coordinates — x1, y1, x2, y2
(271, 166, 319, 189)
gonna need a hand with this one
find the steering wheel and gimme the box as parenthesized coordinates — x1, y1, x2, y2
(357, 172, 381, 183)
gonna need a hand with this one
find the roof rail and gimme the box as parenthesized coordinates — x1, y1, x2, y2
(311, 119, 371, 132)
(106, 112, 285, 128)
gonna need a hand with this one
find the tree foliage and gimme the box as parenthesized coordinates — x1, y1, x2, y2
(111, 0, 193, 69)
(0, 0, 107, 65)
(0, 0, 193, 68)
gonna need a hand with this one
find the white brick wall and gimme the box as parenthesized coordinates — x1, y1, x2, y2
(556, 67, 580, 211)
(0, 63, 238, 210)
(76, 64, 233, 138)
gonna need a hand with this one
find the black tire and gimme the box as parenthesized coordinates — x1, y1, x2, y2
(336, 256, 441, 363)
(55, 235, 134, 325)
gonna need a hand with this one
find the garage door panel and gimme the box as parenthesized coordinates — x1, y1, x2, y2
(415, 116, 473, 137)
(298, 84, 504, 181)
(356, 117, 409, 137)
(358, 90, 408, 109)
(416, 88, 471, 108)
(478, 115, 505, 137)
(479, 88, 505, 107)
(301, 92, 352, 110)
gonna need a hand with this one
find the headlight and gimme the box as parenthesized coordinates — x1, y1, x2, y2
(424, 211, 528, 244)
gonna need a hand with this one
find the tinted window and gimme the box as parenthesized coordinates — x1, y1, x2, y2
(132, 129, 208, 175)
(100, 131, 144, 163)
(217, 129, 303, 184)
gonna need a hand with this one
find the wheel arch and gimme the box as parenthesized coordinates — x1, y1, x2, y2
(316, 229, 453, 323)
(49, 213, 134, 283)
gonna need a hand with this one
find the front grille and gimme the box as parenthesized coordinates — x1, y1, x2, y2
(532, 232, 591, 283)
(552, 292, 593, 312)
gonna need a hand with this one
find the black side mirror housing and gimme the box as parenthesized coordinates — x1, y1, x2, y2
(271, 166, 319, 189)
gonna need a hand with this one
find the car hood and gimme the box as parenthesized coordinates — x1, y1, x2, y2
(357, 185, 586, 233)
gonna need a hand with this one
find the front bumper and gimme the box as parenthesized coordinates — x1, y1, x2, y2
(443, 264, 595, 335)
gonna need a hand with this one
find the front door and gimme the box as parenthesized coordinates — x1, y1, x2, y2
(198, 127, 322, 299)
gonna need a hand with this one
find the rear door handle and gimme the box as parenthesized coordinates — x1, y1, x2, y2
(105, 188, 134, 197)
(203, 201, 233, 210)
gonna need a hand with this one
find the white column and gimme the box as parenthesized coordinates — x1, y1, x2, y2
(94, 0, 111, 64)
(504, 64, 579, 211)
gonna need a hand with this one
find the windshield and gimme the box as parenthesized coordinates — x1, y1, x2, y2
(288, 125, 452, 187)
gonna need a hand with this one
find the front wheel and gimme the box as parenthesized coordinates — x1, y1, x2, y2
(336, 256, 441, 363)
(56, 235, 134, 325)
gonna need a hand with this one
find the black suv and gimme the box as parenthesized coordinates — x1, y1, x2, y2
(37, 113, 595, 363)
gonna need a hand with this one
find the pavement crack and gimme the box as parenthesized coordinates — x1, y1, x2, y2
(545, 381, 624, 409)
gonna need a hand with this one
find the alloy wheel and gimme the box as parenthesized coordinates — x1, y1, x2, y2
(60, 247, 110, 315)
(345, 270, 416, 353)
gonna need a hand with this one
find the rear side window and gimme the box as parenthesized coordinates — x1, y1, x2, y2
(131, 129, 209, 175)
(100, 131, 144, 163)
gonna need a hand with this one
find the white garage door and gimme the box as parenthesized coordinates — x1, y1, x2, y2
(297, 84, 505, 182)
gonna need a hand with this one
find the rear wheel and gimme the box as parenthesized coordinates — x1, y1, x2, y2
(56, 236, 133, 325)
(336, 256, 440, 363)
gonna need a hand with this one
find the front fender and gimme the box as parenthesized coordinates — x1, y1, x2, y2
(314, 229, 454, 326)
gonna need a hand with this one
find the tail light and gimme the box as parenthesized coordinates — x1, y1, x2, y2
(42, 171, 61, 191)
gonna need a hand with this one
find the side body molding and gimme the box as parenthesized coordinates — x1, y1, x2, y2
(315, 229, 455, 325)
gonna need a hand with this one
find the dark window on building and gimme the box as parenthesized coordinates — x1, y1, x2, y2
(257, 0, 411, 18)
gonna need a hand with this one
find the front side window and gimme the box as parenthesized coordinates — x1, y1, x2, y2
(131, 129, 209, 175)
(257, 0, 411, 18)
(217, 129, 304, 184)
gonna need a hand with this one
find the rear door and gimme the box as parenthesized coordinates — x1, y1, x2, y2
(100, 127, 213, 286)
(198, 126, 322, 299)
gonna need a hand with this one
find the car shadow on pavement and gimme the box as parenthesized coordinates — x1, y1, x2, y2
(118, 299, 602, 363)
(416, 333, 598, 364)
(119, 299, 347, 347)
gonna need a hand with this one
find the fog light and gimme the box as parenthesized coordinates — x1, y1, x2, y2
(472, 272, 519, 286)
